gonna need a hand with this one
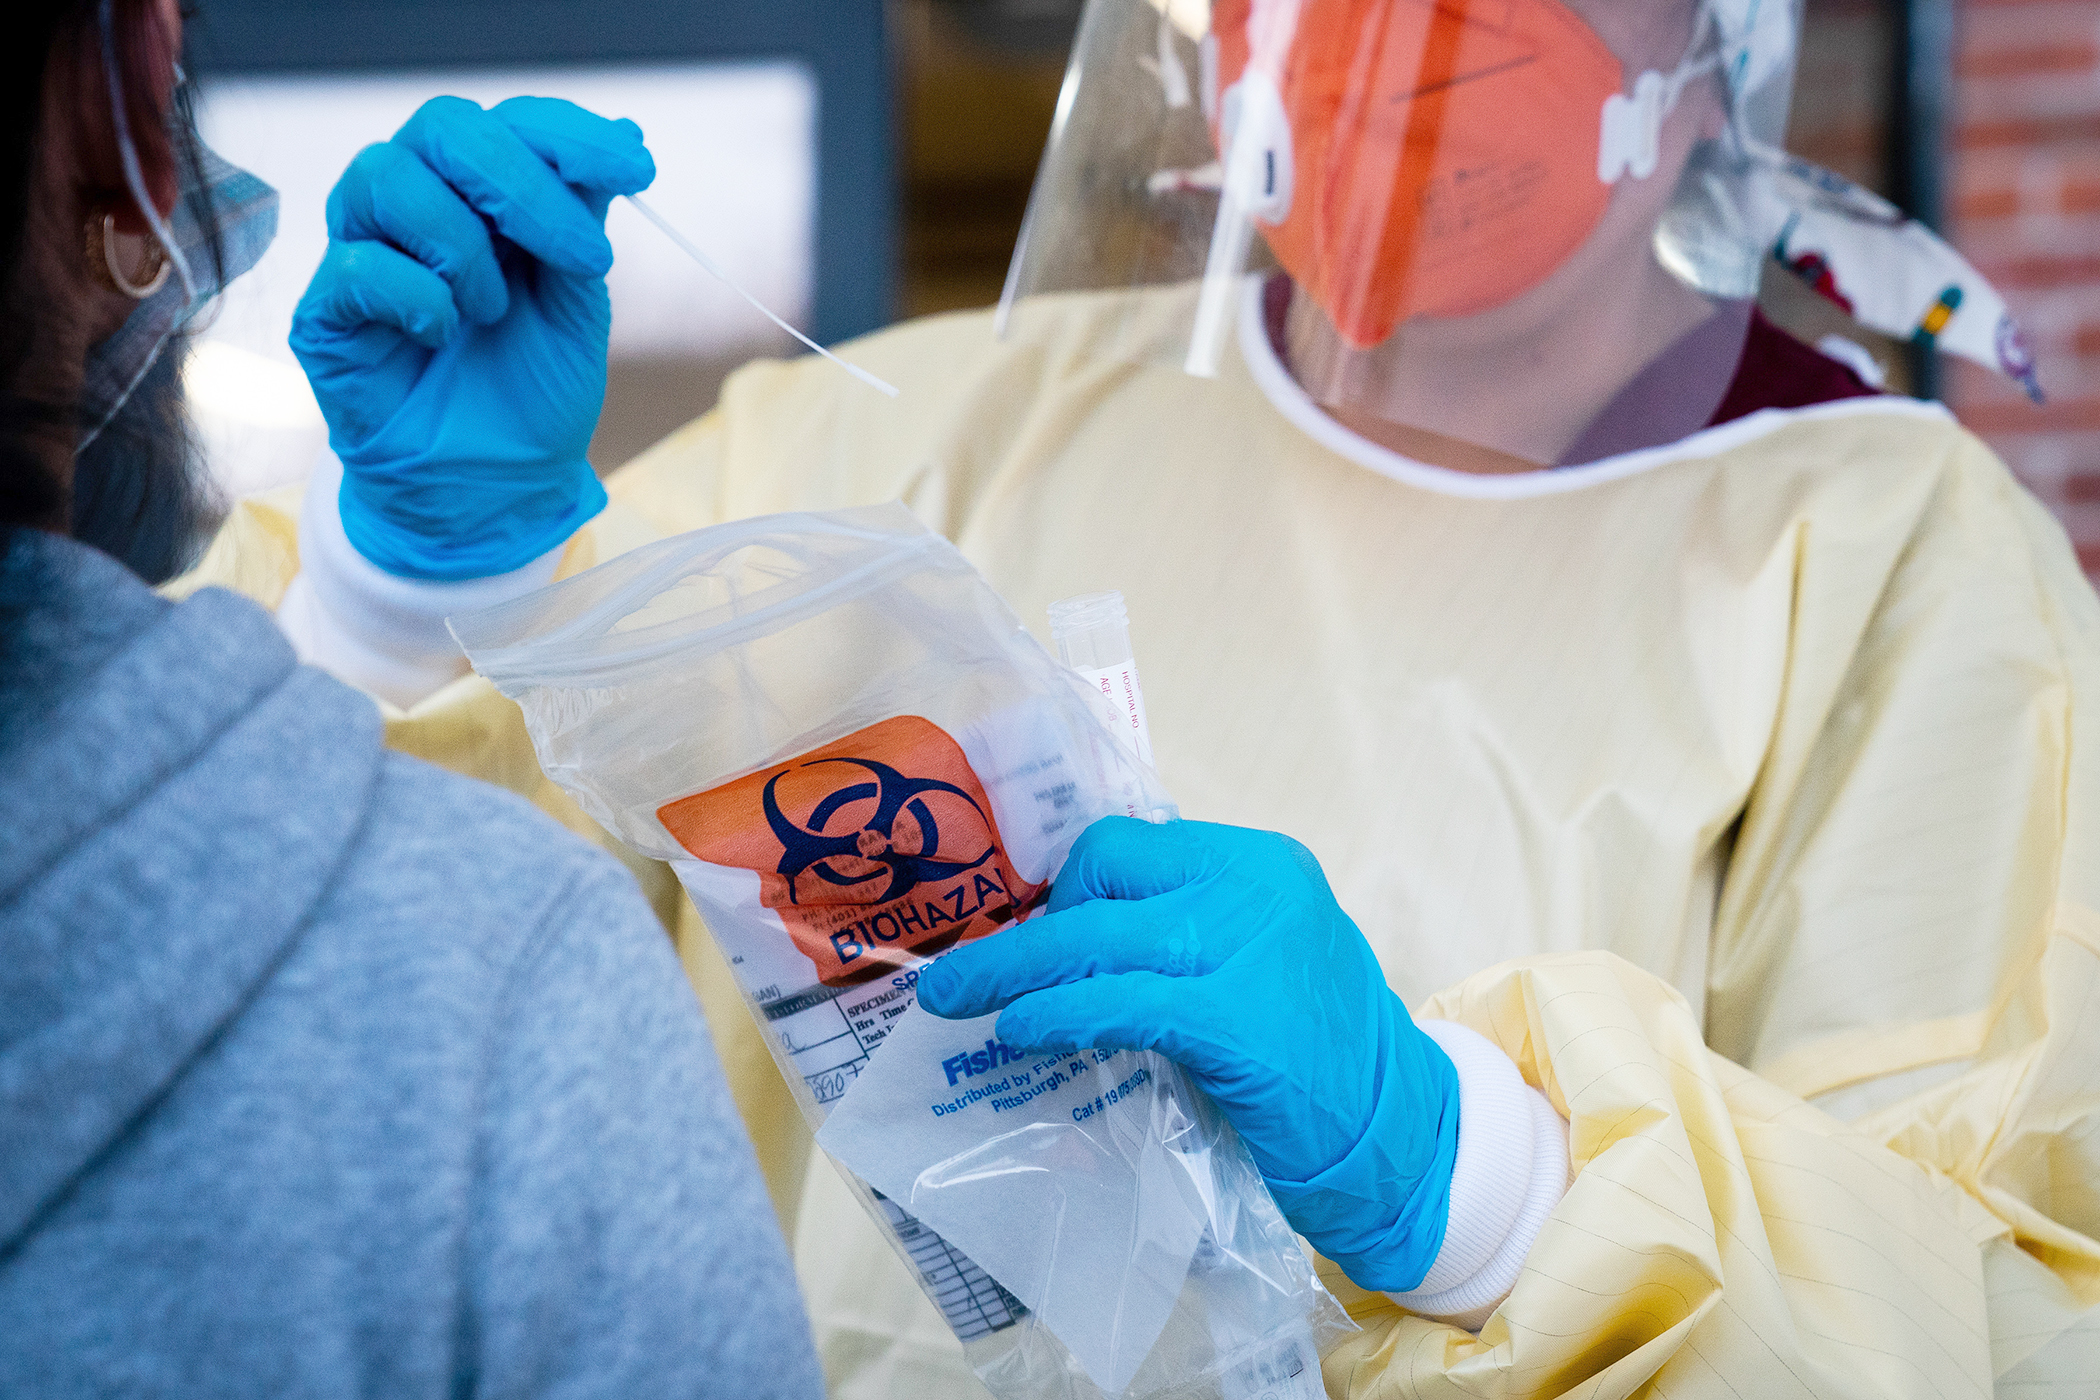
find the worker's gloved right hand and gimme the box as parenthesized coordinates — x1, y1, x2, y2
(918, 817, 1461, 1293)
(290, 96, 655, 581)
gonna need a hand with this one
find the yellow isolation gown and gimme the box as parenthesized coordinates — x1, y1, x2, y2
(176, 286, 2100, 1397)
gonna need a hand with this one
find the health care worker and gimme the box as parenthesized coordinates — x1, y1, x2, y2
(182, 0, 2099, 1392)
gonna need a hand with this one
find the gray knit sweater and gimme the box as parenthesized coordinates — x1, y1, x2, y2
(0, 528, 822, 1399)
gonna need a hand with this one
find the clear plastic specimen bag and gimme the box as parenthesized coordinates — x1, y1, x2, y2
(453, 503, 1348, 1400)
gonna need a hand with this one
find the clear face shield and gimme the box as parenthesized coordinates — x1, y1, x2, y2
(999, 0, 1797, 467)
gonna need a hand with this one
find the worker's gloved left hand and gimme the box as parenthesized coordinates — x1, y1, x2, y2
(291, 96, 655, 580)
(918, 817, 1460, 1292)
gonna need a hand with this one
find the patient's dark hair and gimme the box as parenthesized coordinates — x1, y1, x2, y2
(1, 0, 223, 581)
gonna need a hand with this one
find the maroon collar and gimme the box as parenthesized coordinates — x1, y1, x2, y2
(1704, 306, 1882, 424)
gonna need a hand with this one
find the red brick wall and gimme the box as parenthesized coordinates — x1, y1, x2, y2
(1949, 0, 2100, 574)
(1790, 0, 1892, 188)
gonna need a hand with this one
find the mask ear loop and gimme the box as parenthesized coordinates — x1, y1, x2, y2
(78, 0, 215, 453)
(98, 0, 196, 309)
(1657, 13, 1724, 138)
(1598, 6, 1724, 184)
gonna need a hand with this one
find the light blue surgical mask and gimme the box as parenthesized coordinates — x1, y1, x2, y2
(78, 0, 277, 451)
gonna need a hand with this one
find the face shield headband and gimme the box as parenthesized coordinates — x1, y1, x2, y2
(78, 0, 277, 452)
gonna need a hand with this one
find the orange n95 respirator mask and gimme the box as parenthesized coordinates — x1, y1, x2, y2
(1205, 0, 1707, 346)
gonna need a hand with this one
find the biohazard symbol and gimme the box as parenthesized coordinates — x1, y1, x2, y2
(657, 714, 1043, 986)
(764, 757, 997, 907)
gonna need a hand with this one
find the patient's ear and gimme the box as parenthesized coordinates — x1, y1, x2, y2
(59, 0, 185, 235)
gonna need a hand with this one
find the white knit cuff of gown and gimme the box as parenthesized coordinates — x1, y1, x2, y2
(1383, 1019, 1571, 1333)
(275, 451, 567, 711)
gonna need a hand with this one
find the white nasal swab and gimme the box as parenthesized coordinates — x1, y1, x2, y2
(623, 194, 900, 399)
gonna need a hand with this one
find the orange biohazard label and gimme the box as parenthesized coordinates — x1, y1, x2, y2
(658, 715, 1045, 986)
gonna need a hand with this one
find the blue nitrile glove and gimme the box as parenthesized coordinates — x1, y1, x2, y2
(290, 96, 655, 580)
(918, 817, 1460, 1293)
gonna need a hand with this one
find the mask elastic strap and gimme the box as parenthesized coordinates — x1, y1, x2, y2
(1597, 8, 1724, 185)
(98, 0, 196, 308)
